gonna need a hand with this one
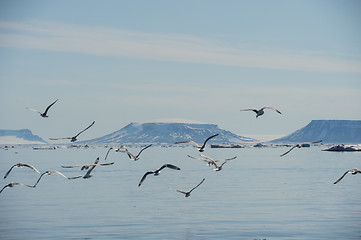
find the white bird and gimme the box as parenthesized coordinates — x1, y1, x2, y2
(176, 178, 205, 197)
(240, 106, 281, 118)
(209, 159, 229, 171)
(26, 99, 58, 118)
(280, 140, 322, 157)
(49, 121, 95, 142)
(187, 154, 236, 166)
(0, 182, 35, 194)
(33, 170, 69, 187)
(119, 144, 152, 161)
(4, 162, 41, 179)
(333, 168, 361, 184)
(138, 164, 181, 187)
(175, 134, 219, 152)
(68, 157, 100, 179)
(61, 162, 114, 170)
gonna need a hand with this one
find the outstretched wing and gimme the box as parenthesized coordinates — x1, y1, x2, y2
(201, 134, 219, 148)
(164, 164, 181, 170)
(26, 107, 41, 114)
(136, 144, 152, 158)
(189, 178, 205, 193)
(333, 171, 349, 184)
(43, 99, 58, 115)
(280, 146, 298, 157)
(3, 165, 16, 179)
(49, 137, 73, 141)
(262, 106, 282, 114)
(138, 172, 152, 187)
(176, 189, 188, 194)
(74, 121, 95, 138)
(174, 140, 201, 148)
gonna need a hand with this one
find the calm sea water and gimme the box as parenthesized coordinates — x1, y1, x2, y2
(0, 145, 360, 240)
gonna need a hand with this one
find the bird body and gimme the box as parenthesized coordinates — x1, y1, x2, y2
(333, 168, 361, 184)
(118, 144, 152, 161)
(175, 134, 219, 152)
(138, 164, 180, 187)
(176, 178, 205, 197)
(240, 106, 281, 118)
(26, 99, 58, 118)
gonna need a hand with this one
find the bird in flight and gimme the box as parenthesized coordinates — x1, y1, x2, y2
(138, 164, 181, 187)
(0, 182, 35, 194)
(118, 144, 152, 161)
(187, 154, 236, 166)
(240, 106, 281, 118)
(26, 99, 58, 118)
(33, 170, 69, 187)
(61, 162, 114, 170)
(49, 121, 95, 142)
(176, 178, 205, 197)
(4, 162, 41, 179)
(333, 168, 361, 184)
(280, 140, 322, 157)
(68, 157, 101, 179)
(175, 134, 219, 152)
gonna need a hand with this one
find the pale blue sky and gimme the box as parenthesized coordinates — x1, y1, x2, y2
(0, 0, 360, 141)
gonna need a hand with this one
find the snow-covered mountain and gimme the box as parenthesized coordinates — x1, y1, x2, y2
(81, 119, 256, 145)
(270, 120, 361, 143)
(0, 129, 47, 144)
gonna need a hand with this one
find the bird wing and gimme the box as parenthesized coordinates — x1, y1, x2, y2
(26, 107, 41, 114)
(164, 164, 181, 170)
(201, 134, 219, 148)
(49, 137, 73, 140)
(43, 99, 58, 115)
(280, 146, 298, 157)
(311, 140, 322, 144)
(174, 140, 201, 147)
(223, 156, 237, 161)
(104, 147, 113, 161)
(22, 163, 41, 173)
(85, 157, 99, 175)
(138, 172, 153, 187)
(240, 109, 258, 112)
(99, 162, 115, 166)
(68, 175, 84, 180)
(199, 154, 214, 161)
(34, 170, 68, 187)
(333, 171, 349, 184)
(262, 106, 282, 114)
(135, 144, 152, 158)
(74, 121, 95, 138)
(3, 165, 16, 179)
(189, 178, 205, 193)
(176, 189, 188, 194)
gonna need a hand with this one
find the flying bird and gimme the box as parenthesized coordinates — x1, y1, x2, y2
(175, 134, 219, 152)
(280, 140, 322, 157)
(4, 162, 41, 179)
(209, 159, 229, 171)
(49, 121, 95, 142)
(0, 182, 35, 194)
(68, 157, 100, 179)
(61, 162, 114, 170)
(138, 164, 180, 187)
(187, 154, 236, 166)
(26, 99, 58, 118)
(240, 106, 281, 118)
(333, 168, 361, 184)
(33, 170, 69, 187)
(119, 144, 152, 161)
(176, 178, 205, 197)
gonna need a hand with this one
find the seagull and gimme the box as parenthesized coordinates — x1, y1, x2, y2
(240, 106, 281, 118)
(26, 99, 58, 118)
(119, 144, 152, 161)
(4, 162, 41, 179)
(49, 121, 95, 142)
(33, 170, 69, 187)
(176, 178, 205, 197)
(68, 157, 100, 179)
(138, 164, 181, 187)
(187, 154, 236, 166)
(333, 168, 361, 184)
(61, 162, 114, 170)
(175, 134, 219, 152)
(209, 159, 229, 171)
(280, 140, 322, 157)
(0, 182, 35, 194)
